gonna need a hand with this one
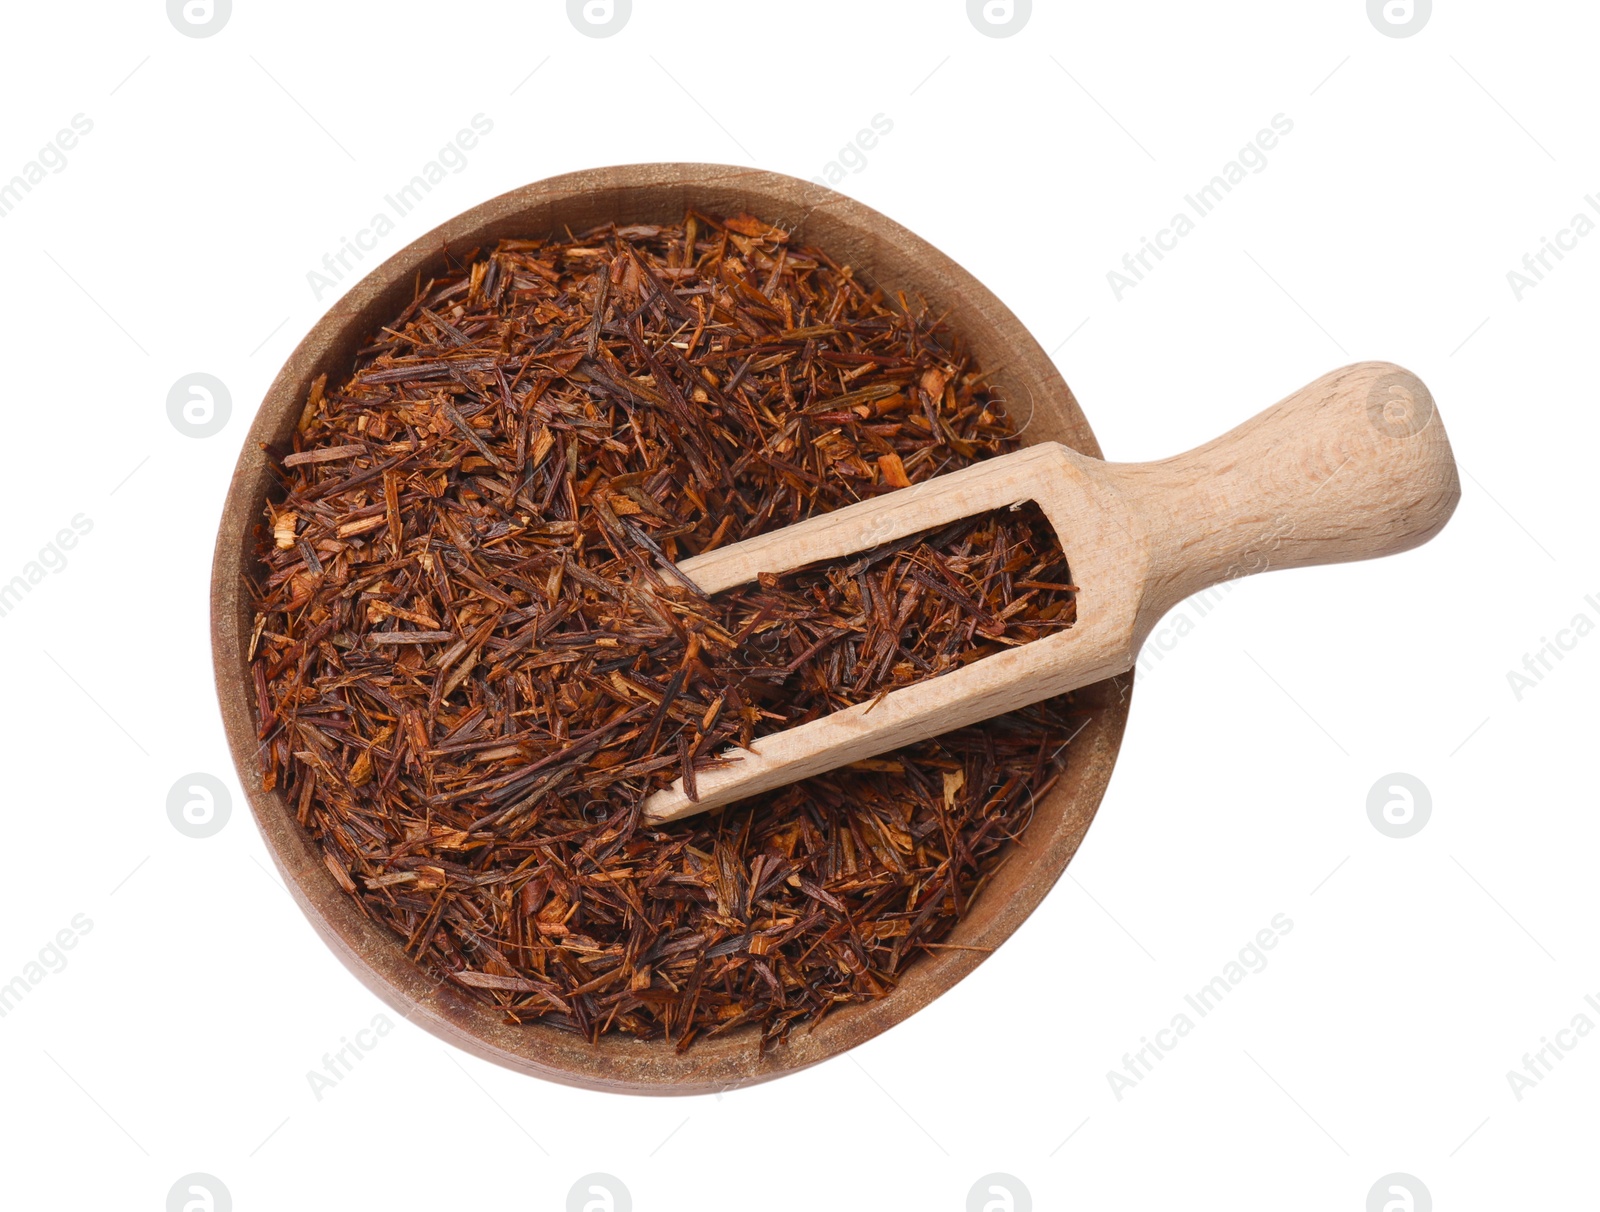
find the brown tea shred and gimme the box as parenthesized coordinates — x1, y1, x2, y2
(250, 211, 1086, 1051)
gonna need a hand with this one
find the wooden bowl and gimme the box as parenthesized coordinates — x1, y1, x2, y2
(210, 163, 1132, 1094)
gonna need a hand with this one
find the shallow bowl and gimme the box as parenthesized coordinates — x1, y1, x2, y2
(210, 163, 1132, 1093)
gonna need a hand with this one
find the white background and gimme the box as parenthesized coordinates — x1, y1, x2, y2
(0, 1, 1594, 1208)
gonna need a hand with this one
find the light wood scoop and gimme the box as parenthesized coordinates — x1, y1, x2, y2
(643, 361, 1459, 824)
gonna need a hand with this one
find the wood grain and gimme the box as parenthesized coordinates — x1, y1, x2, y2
(209, 163, 1132, 1094)
(644, 361, 1458, 823)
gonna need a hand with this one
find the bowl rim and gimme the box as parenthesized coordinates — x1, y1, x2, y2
(209, 162, 1132, 1094)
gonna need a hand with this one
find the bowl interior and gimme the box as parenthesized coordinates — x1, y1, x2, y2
(211, 163, 1132, 1093)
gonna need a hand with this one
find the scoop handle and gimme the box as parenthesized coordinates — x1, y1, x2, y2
(1106, 361, 1460, 640)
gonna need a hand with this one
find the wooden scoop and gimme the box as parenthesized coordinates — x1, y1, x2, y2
(643, 361, 1459, 824)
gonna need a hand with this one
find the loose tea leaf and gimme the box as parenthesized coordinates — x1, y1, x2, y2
(250, 211, 1085, 1051)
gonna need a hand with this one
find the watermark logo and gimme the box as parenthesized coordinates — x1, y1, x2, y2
(1506, 994, 1600, 1101)
(167, 0, 231, 38)
(0, 515, 94, 623)
(0, 114, 94, 221)
(1367, 773, 1430, 839)
(1107, 115, 1295, 300)
(167, 373, 231, 438)
(567, 1173, 631, 1212)
(167, 1173, 232, 1212)
(1506, 594, 1599, 700)
(1135, 515, 1294, 679)
(568, 0, 631, 37)
(167, 773, 232, 839)
(306, 114, 494, 301)
(1367, 0, 1430, 38)
(0, 914, 93, 1020)
(307, 1013, 395, 1100)
(811, 113, 895, 188)
(1365, 370, 1434, 439)
(1108, 914, 1293, 1100)
(967, 0, 1030, 37)
(967, 1173, 1031, 1212)
(1366, 1173, 1431, 1211)
(1506, 197, 1600, 301)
